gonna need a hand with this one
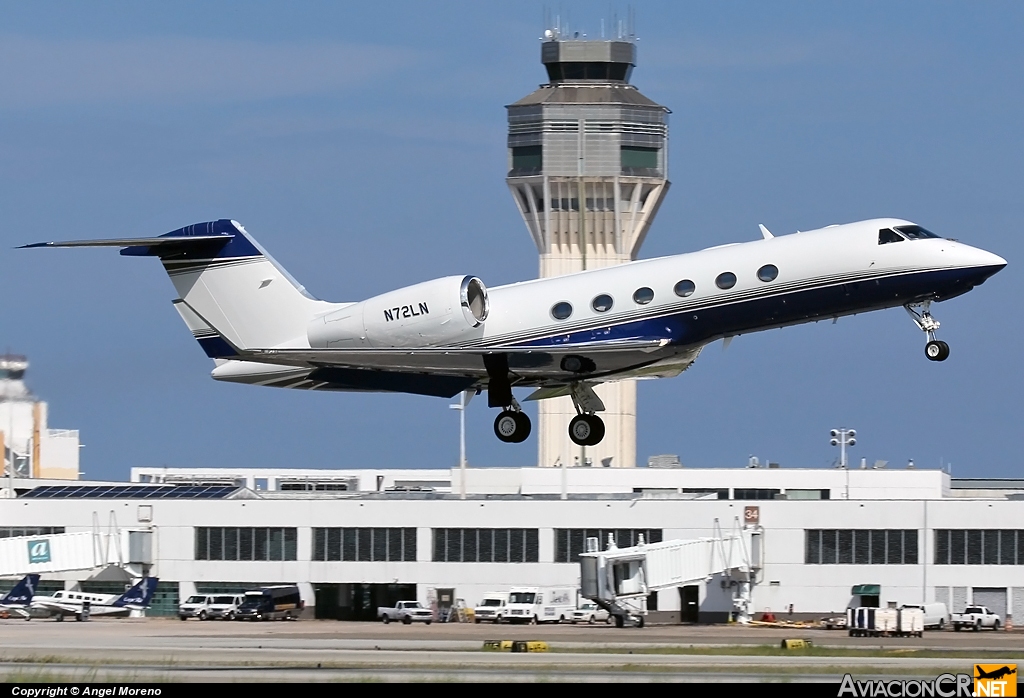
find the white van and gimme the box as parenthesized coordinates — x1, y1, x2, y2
(178, 594, 214, 620)
(473, 591, 508, 624)
(207, 594, 244, 620)
(503, 587, 576, 624)
(901, 603, 948, 630)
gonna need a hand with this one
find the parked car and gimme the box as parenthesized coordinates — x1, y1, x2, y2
(178, 594, 214, 620)
(820, 615, 847, 630)
(572, 602, 611, 624)
(378, 601, 433, 625)
(900, 603, 948, 630)
(207, 594, 244, 620)
(951, 606, 1001, 631)
(235, 585, 303, 621)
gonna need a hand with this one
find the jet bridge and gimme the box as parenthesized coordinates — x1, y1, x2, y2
(0, 513, 152, 579)
(579, 518, 761, 627)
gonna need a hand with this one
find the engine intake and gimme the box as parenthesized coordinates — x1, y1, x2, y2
(308, 275, 488, 348)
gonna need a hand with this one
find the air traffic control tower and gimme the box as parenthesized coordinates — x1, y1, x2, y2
(506, 29, 670, 469)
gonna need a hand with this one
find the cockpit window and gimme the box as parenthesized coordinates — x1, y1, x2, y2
(894, 225, 940, 240)
(878, 228, 905, 245)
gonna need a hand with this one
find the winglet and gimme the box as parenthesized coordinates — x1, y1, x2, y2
(759, 224, 774, 240)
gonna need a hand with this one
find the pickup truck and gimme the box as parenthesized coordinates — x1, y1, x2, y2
(951, 606, 1001, 631)
(378, 601, 434, 625)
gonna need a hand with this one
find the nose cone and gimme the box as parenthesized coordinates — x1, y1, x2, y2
(956, 242, 1006, 272)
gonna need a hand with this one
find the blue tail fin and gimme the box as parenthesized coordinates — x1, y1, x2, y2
(111, 577, 159, 608)
(1, 574, 40, 605)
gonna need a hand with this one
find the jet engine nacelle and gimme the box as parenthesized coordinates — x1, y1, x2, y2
(307, 275, 489, 348)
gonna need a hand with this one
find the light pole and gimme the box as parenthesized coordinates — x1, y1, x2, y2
(830, 428, 856, 500)
(449, 391, 473, 499)
(830, 428, 856, 469)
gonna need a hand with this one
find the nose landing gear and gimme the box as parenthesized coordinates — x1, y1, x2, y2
(905, 301, 949, 362)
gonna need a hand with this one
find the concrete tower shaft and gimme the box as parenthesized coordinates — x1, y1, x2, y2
(506, 36, 670, 469)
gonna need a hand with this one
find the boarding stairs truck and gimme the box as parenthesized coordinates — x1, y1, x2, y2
(579, 518, 761, 627)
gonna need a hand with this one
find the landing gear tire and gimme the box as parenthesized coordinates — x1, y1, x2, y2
(569, 414, 605, 446)
(494, 410, 531, 443)
(614, 615, 624, 628)
(925, 340, 950, 362)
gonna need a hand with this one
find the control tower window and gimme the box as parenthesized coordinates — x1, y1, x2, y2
(894, 225, 940, 240)
(545, 62, 633, 83)
(878, 228, 905, 245)
(621, 146, 659, 170)
(511, 146, 542, 174)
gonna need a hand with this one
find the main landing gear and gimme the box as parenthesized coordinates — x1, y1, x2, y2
(494, 402, 531, 444)
(485, 353, 532, 444)
(567, 383, 606, 447)
(905, 300, 950, 362)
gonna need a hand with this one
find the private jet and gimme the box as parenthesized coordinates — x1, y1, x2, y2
(21, 218, 1005, 446)
(0, 574, 40, 619)
(30, 577, 159, 621)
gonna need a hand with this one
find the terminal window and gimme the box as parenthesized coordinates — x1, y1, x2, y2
(733, 489, 781, 500)
(433, 528, 539, 563)
(0, 527, 64, 538)
(805, 529, 918, 565)
(934, 529, 1023, 565)
(312, 527, 416, 562)
(555, 529, 664, 564)
(195, 527, 297, 561)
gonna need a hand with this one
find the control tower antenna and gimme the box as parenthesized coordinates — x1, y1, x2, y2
(505, 21, 670, 469)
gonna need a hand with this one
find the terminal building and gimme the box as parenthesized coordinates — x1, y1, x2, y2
(2, 465, 1022, 624)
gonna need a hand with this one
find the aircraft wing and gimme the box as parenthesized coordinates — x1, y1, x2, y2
(31, 601, 78, 616)
(245, 340, 672, 378)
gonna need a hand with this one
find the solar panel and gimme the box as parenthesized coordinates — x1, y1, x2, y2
(20, 484, 240, 500)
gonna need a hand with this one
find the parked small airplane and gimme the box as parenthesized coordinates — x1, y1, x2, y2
(0, 574, 40, 619)
(30, 577, 159, 621)
(22, 218, 1005, 446)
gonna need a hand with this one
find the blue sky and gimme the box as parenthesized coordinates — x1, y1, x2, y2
(1, 1, 1021, 480)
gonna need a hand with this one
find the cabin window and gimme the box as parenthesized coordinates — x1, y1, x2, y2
(591, 294, 613, 313)
(551, 302, 573, 320)
(894, 225, 940, 240)
(757, 264, 779, 282)
(632, 287, 654, 305)
(715, 272, 737, 290)
(673, 279, 695, 297)
(878, 228, 905, 245)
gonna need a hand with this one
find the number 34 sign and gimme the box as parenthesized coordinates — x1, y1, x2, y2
(744, 506, 760, 526)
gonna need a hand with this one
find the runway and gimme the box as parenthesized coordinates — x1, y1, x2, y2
(0, 619, 1018, 683)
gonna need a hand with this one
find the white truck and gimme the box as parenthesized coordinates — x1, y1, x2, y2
(503, 587, 576, 624)
(377, 600, 434, 625)
(473, 591, 508, 624)
(951, 606, 1001, 631)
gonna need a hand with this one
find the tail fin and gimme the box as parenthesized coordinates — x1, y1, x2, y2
(0, 574, 39, 605)
(111, 577, 159, 608)
(22, 220, 333, 354)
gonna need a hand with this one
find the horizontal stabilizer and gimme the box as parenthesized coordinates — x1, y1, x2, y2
(18, 235, 232, 249)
